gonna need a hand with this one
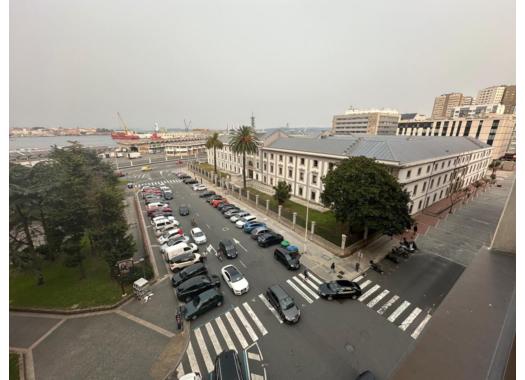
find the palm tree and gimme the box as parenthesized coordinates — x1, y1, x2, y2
(205, 132, 224, 175)
(229, 126, 259, 189)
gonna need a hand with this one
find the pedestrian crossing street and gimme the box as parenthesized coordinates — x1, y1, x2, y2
(175, 271, 324, 379)
(136, 179, 184, 186)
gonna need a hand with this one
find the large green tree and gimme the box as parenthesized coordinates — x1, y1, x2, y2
(273, 180, 291, 205)
(229, 126, 259, 189)
(206, 132, 224, 175)
(321, 156, 413, 240)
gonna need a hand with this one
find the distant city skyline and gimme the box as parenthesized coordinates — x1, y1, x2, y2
(10, 0, 515, 130)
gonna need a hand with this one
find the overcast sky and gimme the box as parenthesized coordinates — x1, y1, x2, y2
(10, 0, 515, 131)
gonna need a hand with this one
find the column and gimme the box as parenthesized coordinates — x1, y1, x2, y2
(292, 212, 297, 231)
(266, 199, 270, 214)
(278, 205, 282, 220)
(255, 195, 259, 208)
(310, 221, 316, 239)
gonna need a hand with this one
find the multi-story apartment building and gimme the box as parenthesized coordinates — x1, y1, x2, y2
(431, 93, 469, 118)
(462, 96, 474, 106)
(332, 108, 399, 135)
(475, 85, 507, 105)
(452, 103, 505, 118)
(257, 135, 491, 215)
(397, 113, 515, 160)
(501, 85, 516, 114)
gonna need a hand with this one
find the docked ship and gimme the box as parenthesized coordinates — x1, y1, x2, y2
(111, 130, 140, 140)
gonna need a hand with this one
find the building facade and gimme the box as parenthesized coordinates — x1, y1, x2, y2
(501, 85, 516, 114)
(475, 85, 507, 105)
(397, 113, 515, 160)
(332, 108, 399, 135)
(452, 103, 505, 118)
(431, 93, 469, 119)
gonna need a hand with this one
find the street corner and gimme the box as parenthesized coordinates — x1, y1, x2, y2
(150, 326, 190, 380)
(9, 314, 64, 350)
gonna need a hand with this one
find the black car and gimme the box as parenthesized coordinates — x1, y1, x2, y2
(266, 285, 300, 324)
(163, 191, 173, 200)
(179, 174, 191, 179)
(182, 288, 224, 320)
(218, 239, 238, 259)
(200, 191, 216, 198)
(206, 195, 222, 203)
(355, 371, 376, 380)
(219, 204, 237, 213)
(257, 232, 284, 247)
(224, 208, 241, 218)
(318, 280, 362, 300)
(184, 178, 199, 185)
(274, 247, 300, 270)
(210, 350, 244, 380)
(251, 226, 271, 240)
(171, 262, 208, 287)
(179, 205, 190, 216)
(176, 274, 221, 302)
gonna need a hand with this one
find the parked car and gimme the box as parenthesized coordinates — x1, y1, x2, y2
(149, 210, 174, 220)
(165, 243, 199, 263)
(274, 247, 301, 270)
(179, 372, 202, 380)
(218, 239, 238, 259)
(211, 198, 227, 208)
(163, 190, 173, 200)
(211, 350, 244, 380)
(158, 228, 184, 244)
(147, 206, 172, 217)
(217, 203, 233, 212)
(206, 195, 222, 203)
(176, 274, 221, 302)
(182, 288, 223, 321)
(223, 208, 241, 218)
(154, 221, 180, 236)
(200, 191, 216, 198)
(235, 215, 256, 228)
(168, 252, 202, 271)
(151, 215, 177, 225)
(144, 196, 163, 205)
(177, 173, 190, 179)
(194, 184, 207, 191)
(179, 205, 190, 216)
(257, 231, 284, 247)
(184, 178, 199, 185)
(243, 221, 266, 233)
(221, 265, 249, 295)
(266, 285, 300, 324)
(355, 371, 376, 380)
(318, 280, 362, 300)
(230, 211, 249, 223)
(141, 165, 152, 172)
(250, 226, 271, 240)
(160, 234, 191, 252)
(190, 227, 207, 245)
(220, 204, 237, 214)
(171, 263, 208, 288)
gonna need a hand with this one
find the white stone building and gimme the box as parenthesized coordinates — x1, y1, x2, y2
(332, 108, 400, 136)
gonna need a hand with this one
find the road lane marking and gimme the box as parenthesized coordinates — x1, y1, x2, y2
(387, 300, 411, 323)
(359, 280, 372, 289)
(234, 307, 259, 343)
(367, 290, 390, 308)
(358, 284, 380, 302)
(186, 342, 200, 374)
(377, 295, 400, 315)
(225, 311, 249, 348)
(286, 279, 313, 304)
(215, 316, 236, 350)
(115, 310, 174, 338)
(194, 328, 214, 373)
(411, 314, 432, 339)
(353, 275, 364, 283)
(205, 322, 223, 355)
(247, 352, 261, 361)
(399, 307, 422, 331)
(239, 259, 247, 268)
(291, 276, 319, 299)
(232, 238, 248, 252)
(307, 272, 323, 285)
(258, 294, 282, 323)
(298, 273, 320, 292)
(242, 303, 268, 336)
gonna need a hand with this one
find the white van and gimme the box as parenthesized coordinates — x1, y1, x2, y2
(235, 215, 256, 228)
(154, 220, 179, 236)
(164, 243, 197, 261)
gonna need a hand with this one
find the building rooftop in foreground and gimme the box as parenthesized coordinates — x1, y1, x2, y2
(266, 135, 490, 165)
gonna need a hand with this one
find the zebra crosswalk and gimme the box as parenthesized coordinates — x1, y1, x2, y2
(136, 179, 184, 187)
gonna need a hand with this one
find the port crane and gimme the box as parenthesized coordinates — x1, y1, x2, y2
(117, 112, 130, 133)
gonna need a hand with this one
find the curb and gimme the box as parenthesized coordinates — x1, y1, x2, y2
(161, 323, 191, 380)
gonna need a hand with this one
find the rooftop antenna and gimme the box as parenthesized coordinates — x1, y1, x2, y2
(184, 119, 192, 132)
(251, 113, 255, 129)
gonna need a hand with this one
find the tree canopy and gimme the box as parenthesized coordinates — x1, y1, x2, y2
(206, 132, 224, 175)
(321, 156, 413, 239)
(229, 126, 259, 189)
(273, 180, 292, 205)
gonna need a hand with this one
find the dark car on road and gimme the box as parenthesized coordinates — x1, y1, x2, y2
(210, 350, 244, 380)
(206, 195, 222, 203)
(318, 280, 362, 300)
(224, 208, 241, 218)
(171, 262, 208, 287)
(179, 205, 190, 216)
(218, 239, 238, 259)
(266, 285, 300, 324)
(251, 226, 271, 240)
(183, 178, 199, 185)
(216, 202, 231, 211)
(220, 204, 237, 213)
(274, 247, 300, 270)
(243, 221, 266, 233)
(182, 288, 223, 321)
(257, 232, 284, 247)
(176, 274, 221, 302)
(163, 190, 173, 200)
(200, 191, 216, 198)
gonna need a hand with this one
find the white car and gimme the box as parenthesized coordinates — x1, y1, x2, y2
(190, 227, 207, 245)
(169, 252, 202, 271)
(150, 215, 178, 225)
(191, 183, 203, 191)
(194, 184, 207, 191)
(154, 221, 180, 236)
(160, 236, 192, 253)
(235, 215, 256, 228)
(160, 186, 171, 192)
(146, 202, 169, 209)
(158, 228, 183, 245)
(179, 373, 202, 380)
(221, 265, 250, 295)
(230, 211, 250, 223)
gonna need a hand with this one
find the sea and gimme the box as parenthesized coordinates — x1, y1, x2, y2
(9, 135, 116, 152)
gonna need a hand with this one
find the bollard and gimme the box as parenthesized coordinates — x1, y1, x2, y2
(247, 190, 250, 203)
(310, 221, 316, 239)
(278, 205, 282, 221)
(341, 234, 347, 251)
(130, 160, 133, 167)
(292, 212, 297, 231)
(149, 157, 152, 164)
(256, 195, 259, 208)
(266, 199, 270, 214)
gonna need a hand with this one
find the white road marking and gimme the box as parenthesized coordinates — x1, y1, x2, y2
(243, 303, 268, 336)
(358, 284, 380, 302)
(205, 322, 223, 355)
(377, 295, 400, 315)
(234, 307, 259, 343)
(367, 289, 390, 308)
(286, 279, 313, 304)
(411, 314, 432, 339)
(232, 238, 248, 252)
(194, 328, 214, 373)
(258, 294, 282, 323)
(399, 307, 422, 331)
(239, 259, 247, 268)
(353, 275, 364, 283)
(186, 342, 200, 374)
(308, 272, 323, 285)
(225, 311, 249, 348)
(291, 276, 319, 299)
(247, 352, 261, 361)
(297, 273, 320, 292)
(359, 280, 372, 289)
(176, 363, 185, 378)
(215, 316, 236, 350)
(387, 300, 411, 323)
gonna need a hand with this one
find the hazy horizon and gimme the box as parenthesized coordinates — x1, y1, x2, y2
(10, 0, 516, 130)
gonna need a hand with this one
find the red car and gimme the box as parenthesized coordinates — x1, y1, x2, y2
(211, 198, 227, 208)
(147, 206, 172, 217)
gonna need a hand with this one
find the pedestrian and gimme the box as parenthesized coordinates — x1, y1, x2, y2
(355, 262, 360, 273)
(330, 262, 336, 273)
(303, 269, 309, 280)
(413, 224, 418, 235)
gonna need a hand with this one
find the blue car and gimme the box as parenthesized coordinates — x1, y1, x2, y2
(243, 221, 266, 233)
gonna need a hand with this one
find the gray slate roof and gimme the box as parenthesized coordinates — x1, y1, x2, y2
(266, 135, 490, 164)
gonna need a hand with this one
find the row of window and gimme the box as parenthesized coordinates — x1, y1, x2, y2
(263, 176, 318, 202)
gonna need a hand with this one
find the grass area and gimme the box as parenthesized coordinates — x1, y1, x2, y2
(9, 256, 128, 310)
(9, 353, 20, 380)
(196, 162, 228, 178)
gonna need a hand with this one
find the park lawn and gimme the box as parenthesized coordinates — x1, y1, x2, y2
(10, 353, 20, 380)
(10, 256, 126, 310)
